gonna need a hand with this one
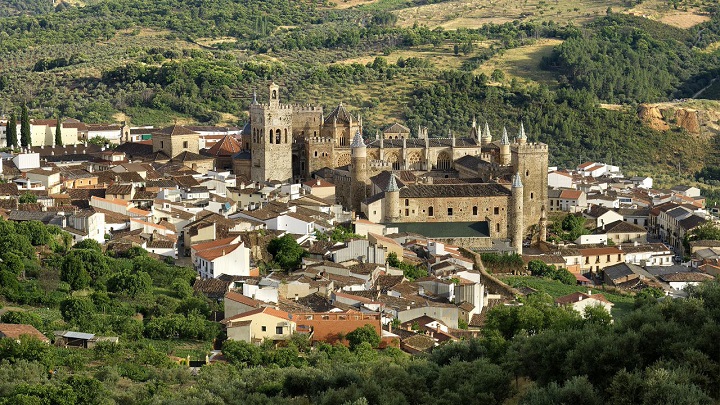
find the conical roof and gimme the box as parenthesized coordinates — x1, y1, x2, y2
(350, 130, 366, 148)
(386, 173, 400, 192)
(501, 127, 510, 145)
(512, 172, 523, 188)
(482, 122, 492, 140)
(517, 122, 527, 140)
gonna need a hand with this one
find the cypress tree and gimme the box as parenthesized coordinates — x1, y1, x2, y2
(55, 115, 62, 146)
(20, 104, 30, 148)
(6, 112, 17, 148)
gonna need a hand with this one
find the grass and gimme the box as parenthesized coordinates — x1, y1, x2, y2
(392, 0, 629, 29)
(499, 275, 636, 319)
(474, 39, 562, 87)
(124, 107, 194, 127)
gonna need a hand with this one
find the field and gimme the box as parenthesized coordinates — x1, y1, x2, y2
(499, 275, 636, 318)
(475, 39, 562, 86)
(393, 0, 629, 29)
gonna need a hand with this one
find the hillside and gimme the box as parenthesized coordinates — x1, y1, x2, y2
(0, 0, 718, 177)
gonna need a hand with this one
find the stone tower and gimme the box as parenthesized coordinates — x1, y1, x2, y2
(384, 173, 401, 223)
(499, 127, 511, 166)
(511, 123, 549, 233)
(510, 172, 524, 253)
(349, 130, 367, 213)
(481, 121, 492, 146)
(249, 82, 293, 183)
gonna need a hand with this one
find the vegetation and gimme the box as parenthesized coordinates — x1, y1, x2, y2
(387, 251, 428, 281)
(527, 260, 576, 285)
(267, 235, 306, 271)
(480, 252, 524, 273)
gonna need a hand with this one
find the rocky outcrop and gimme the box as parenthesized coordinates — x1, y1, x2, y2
(638, 104, 670, 131)
(638, 104, 703, 134)
(675, 108, 701, 134)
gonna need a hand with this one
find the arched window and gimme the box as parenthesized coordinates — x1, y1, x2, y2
(272, 90, 277, 99)
(437, 152, 451, 170)
(285, 128, 288, 143)
(314, 151, 318, 157)
(275, 129, 281, 144)
(405, 199, 409, 206)
(268, 129, 273, 143)
(428, 206, 434, 217)
(473, 206, 478, 215)
(407, 152, 421, 170)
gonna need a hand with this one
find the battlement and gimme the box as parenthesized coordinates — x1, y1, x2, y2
(249, 103, 294, 111)
(292, 104, 323, 113)
(515, 143, 548, 152)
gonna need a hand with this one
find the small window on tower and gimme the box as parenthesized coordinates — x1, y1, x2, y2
(448, 208, 453, 216)
(183, 141, 188, 149)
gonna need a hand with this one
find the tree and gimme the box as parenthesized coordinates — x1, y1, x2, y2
(73, 239, 102, 252)
(60, 297, 95, 325)
(346, 324, 380, 350)
(6, 112, 17, 148)
(54, 115, 63, 146)
(267, 235, 305, 270)
(20, 104, 30, 148)
(60, 254, 91, 290)
(18, 192, 37, 204)
(684, 222, 720, 254)
(222, 339, 262, 367)
(583, 305, 612, 326)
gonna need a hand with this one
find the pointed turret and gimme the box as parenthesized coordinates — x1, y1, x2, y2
(500, 127, 511, 166)
(251, 90, 258, 105)
(481, 121, 492, 146)
(384, 173, 401, 223)
(386, 173, 399, 192)
(510, 172, 524, 253)
(517, 122, 527, 145)
(350, 130, 366, 148)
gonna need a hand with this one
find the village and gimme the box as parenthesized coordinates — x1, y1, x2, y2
(0, 92, 718, 355)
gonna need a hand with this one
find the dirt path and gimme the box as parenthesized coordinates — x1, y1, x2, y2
(693, 78, 718, 99)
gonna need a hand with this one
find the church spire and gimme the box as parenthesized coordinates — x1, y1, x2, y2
(350, 130, 366, 148)
(386, 173, 399, 192)
(517, 122, 527, 144)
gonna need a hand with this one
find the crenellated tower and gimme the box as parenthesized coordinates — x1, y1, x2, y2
(249, 82, 293, 182)
(511, 122, 549, 232)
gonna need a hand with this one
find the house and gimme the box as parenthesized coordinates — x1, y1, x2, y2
(191, 236, 253, 279)
(629, 176, 653, 189)
(623, 243, 673, 267)
(579, 246, 625, 275)
(671, 185, 701, 198)
(224, 290, 264, 319)
(658, 271, 714, 291)
(596, 220, 647, 244)
(548, 170, 574, 189)
(0, 323, 49, 343)
(222, 307, 296, 344)
(329, 238, 387, 265)
(25, 168, 62, 194)
(554, 292, 613, 316)
(293, 311, 382, 345)
(585, 205, 623, 228)
(548, 189, 586, 212)
(602, 262, 649, 287)
(302, 178, 336, 199)
(618, 208, 650, 229)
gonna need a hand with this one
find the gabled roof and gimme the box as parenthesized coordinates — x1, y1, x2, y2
(171, 151, 213, 163)
(599, 220, 646, 234)
(222, 307, 293, 324)
(225, 291, 263, 308)
(383, 122, 410, 133)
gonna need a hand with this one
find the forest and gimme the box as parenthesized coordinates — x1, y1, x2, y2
(2, 220, 720, 404)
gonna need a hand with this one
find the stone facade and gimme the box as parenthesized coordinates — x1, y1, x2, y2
(152, 125, 200, 158)
(249, 83, 293, 183)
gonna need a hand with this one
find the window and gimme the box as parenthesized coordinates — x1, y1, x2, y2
(405, 209, 409, 216)
(530, 192, 534, 200)
(428, 206, 434, 216)
(473, 206, 478, 215)
(314, 151, 318, 157)
(494, 207, 499, 215)
(160, 141, 164, 149)
(496, 223, 500, 233)
(276, 326, 283, 334)
(606, 255, 610, 261)
(261, 326, 267, 332)
(448, 207, 453, 216)
(405, 199, 409, 206)
(183, 141, 188, 148)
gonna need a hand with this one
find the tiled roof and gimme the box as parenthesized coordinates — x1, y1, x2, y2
(0, 323, 49, 342)
(222, 307, 292, 324)
(193, 278, 231, 298)
(660, 272, 714, 282)
(383, 122, 410, 133)
(225, 291, 263, 308)
(324, 103, 355, 125)
(106, 184, 133, 196)
(399, 183, 510, 198)
(555, 292, 612, 305)
(153, 125, 198, 137)
(204, 135, 242, 157)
